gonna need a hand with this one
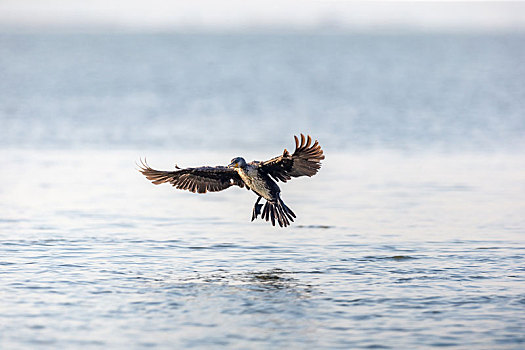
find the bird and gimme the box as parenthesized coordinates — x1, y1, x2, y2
(138, 134, 324, 227)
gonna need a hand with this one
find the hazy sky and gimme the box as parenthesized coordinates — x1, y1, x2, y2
(0, 1, 524, 31)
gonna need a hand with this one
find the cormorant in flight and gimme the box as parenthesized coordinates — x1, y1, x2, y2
(138, 134, 324, 227)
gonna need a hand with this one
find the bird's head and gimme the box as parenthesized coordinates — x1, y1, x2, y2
(228, 157, 246, 168)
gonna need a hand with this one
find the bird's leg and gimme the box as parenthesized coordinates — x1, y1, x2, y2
(251, 196, 263, 221)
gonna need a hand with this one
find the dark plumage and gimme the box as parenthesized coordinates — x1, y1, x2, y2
(138, 134, 324, 227)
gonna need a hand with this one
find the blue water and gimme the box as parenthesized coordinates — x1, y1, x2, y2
(1, 31, 525, 349)
(1, 32, 524, 151)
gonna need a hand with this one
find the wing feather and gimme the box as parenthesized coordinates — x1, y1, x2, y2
(259, 134, 324, 182)
(138, 159, 249, 193)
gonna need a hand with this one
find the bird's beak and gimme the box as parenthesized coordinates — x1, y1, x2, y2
(228, 161, 237, 168)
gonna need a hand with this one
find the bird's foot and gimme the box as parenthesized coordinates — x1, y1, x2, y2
(251, 204, 263, 221)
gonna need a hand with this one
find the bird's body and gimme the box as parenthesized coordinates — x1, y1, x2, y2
(236, 162, 278, 201)
(139, 134, 324, 227)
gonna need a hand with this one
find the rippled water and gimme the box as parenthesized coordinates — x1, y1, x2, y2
(1, 150, 524, 349)
(1, 31, 525, 348)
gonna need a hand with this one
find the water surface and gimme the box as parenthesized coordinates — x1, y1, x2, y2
(1, 150, 524, 349)
(1, 31, 525, 349)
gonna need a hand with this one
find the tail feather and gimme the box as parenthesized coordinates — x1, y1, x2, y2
(262, 202, 270, 221)
(259, 197, 295, 227)
(280, 200, 296, 219)
(280, 207, 289, 227)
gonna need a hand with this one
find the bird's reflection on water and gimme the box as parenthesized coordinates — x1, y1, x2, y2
(247, 269, 313, 293)
(190, 268, 313, 296)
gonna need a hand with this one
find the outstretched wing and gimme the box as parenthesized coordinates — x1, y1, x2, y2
(138, 159, 248, 193)
(259, 134, 325, 182)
